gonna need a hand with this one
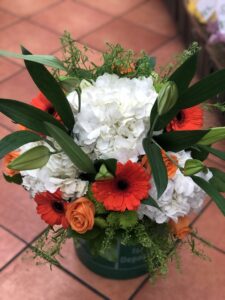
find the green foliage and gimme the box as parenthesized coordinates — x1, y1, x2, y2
(8, 145, 50, 171)
(209, 168, 225, 192)
(86, 186, 106, 214)
(143, 138, 168, 198)
(44, 122, 96, 174)
(106, 211, 138, 230)
(155, 130, 209, 152)
(198, 145, 225, 161)
(3, 173, 22, 185)
(21, 46, 75, 132)
(0, 131, 42, 159)
(191, 175, 225, 215)
(0, 50, 66, 70)
(0, 99, 66, 135)
(31, 227, 67, 267)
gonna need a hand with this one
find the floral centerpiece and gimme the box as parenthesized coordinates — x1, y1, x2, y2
(0, 33, 225, 279)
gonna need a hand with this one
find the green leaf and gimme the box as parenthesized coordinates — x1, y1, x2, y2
(119, 211, 138, 229)
(142, 196, 160, 209)
(44, 122, 96, 174)
(8, 145, 50, 171)
(169, 52, 198, 92)
(95, 164, 114, 181)
(0, 50, 66, 70)
(94, 217, 107, 229)
(67, 226, 101, 240)
(0, 99, 66, 135)
(155, 130, 209, 152)
(21, 46, 74, 131)
(0, 131, 42, 159)
(151, 52, 198, 130)
(190, 146, 209, 161)
(209, 168, 225, 192)
(198, 145, 225, 161)
(191, 175, 225, 216)
(3, 173, 22, 185)
(143, 138, 168, 198)
(106, 211, 138, 229)
(179, 69, 225, 109)
(197, 127, 225, 145)
(183, 159, 205, 176)
(95, 158, 117, 175)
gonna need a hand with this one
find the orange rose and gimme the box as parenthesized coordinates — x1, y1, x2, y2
(169, 216, 191, 240)
(3, 151, 20, 177)
(66, 197, 95, 234)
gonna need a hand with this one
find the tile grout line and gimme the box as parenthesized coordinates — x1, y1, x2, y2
(128, 275, 150, 300)
(0, 0, 63, 21)
(0, 224, 28, 244)
(190, 199, 213, 226)
(0, 226, 109, 299)
(0, 227, 47, 272)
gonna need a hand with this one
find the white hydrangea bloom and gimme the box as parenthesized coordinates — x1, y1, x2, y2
(67, 73, 158, 163)
(20, 141, 88, 199)
(138, 151, 212, 223)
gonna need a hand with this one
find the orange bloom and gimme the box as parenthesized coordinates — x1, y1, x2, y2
(167, 106, 203, 132)
(31, 92, 60, 121)
(34, 189, 69, 229)
(3, 151, 20, 177)
(92, 160, 151, 212)
(161, 151, 178, 179)
(66, 197, 95, 234)
(141, 151, 178, 179)
(141, 155, 151, 176)
(169, 216, 191, 240)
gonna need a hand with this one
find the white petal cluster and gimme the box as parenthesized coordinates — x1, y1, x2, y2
(68, 73, 158, 163)
(20, 141, 88, 199)
(138, 151, 212, 223)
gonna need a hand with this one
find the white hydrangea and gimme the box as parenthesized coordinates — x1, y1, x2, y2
(20, 141, 88, 199)
(67, 73, 158, 163)
(138, 151, 212, 223)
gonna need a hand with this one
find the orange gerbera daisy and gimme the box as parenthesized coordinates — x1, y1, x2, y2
(92, 160, 151, 211)
(31, 92, 60, 121)
(166, 106, 203, 132)
(141, 151, 178, 179)
(34, 189, 69, 228)
(161, 151, 178, 179)
(3, 151, 20, 177)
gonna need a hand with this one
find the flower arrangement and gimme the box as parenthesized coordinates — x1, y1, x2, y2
(0, 33, 225, 279)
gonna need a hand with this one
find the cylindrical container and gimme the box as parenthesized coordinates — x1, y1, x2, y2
(75, 239, 148, 280)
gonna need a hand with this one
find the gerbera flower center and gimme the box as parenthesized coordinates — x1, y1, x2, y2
(176, 111, 184, 122)
(47, 106, 55, 115)
(52, 201, 65, 213)
(117, 179, 129, 190)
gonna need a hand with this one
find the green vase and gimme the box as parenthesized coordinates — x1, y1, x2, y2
(75, 239, 148, 279)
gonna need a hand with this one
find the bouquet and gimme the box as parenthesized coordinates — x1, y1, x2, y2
(0, 33, 225, 279)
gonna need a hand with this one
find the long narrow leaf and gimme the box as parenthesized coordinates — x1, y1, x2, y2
(198, 145, 225, 161)
(179, 69, 225, 108)
(192, 175, 225, 215)
(143, 138, 168, 198)
(21, 47, 75, 131)
(155, 130, 209, 152)
(0, 131, 42, 159)
(209, 168, 225, 192)
(44, 122, 96, 174)
(0, 50, 66, 70)
(0, 99, 66, 135)
(169, 52, 198, 92)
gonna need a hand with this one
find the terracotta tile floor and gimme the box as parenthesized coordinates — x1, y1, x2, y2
(0, 0, 224, 299)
